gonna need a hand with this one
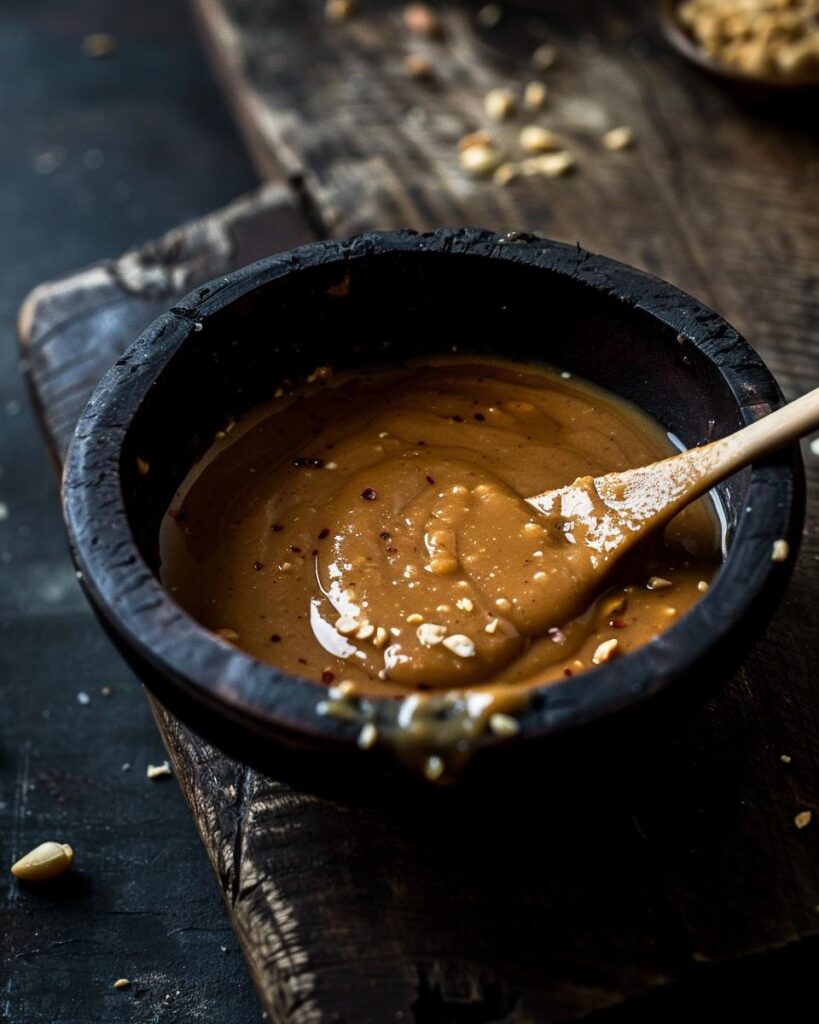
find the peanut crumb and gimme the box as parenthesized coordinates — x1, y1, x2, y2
(771, 539, 790, 562)
(357, 723, 378, 749)
(335, 615, 359, 636)
(457, 130, 491, 152)
(602, 126, 634, 151)
(406, 613, 424, 624)
(113, 979, 131, 990)
(780, 754, 792, 764)
(484, 87, 516, 122)
(404, 3, 444, 38)
(647, 576, 673, 590)
(417, 623, 447, 646)
(424, 755, 445, 781)
(442, 634, 477, 658)
(489, 712, 520, 737)
(519, 125, 559, 154)
(795, 810, 812, 829)
(403, 53, 434, 80)
(697, 580, 709, 593)
(493, 162, 520, 186)
(306, 364, 333, 384)
(459, 141, 503, 177)
(11, 841, 74, 882)
(485, 618, 499, 634)
(83, 33, 117, 58)
(456, 597, 474, 612)
(531, 43, 557, 70)
(592, 638, 619, 664)
(325, 0, 355, 21)
(146, 762, 172, 780)
(523, 80, 548, 111)
(476, 3, 503, 28)
(520, 151, 574, 177)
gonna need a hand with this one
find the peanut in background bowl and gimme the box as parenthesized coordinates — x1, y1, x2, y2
(61, 229, 804, 792)
(659, 0, 819, 93)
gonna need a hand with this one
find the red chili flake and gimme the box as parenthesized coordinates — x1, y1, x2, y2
(270, 634, 281, 643)
(379, 531, 391, 541)
(290, 545, 302, 554)
(168, 508, 186, 521)
(417, 683, 432, 692)
(322, 671, 335, 684)
(252, 561, 264, 571)
(361, 488, 377, 501)
(564, 668, 573, 677)
(311, 548, 318, 556)
(271, 524, 284, 532)
(474, 412, 485, 421)
(417, 440, 426, 446)
(609, 618, 628, 629)
(386, 546, 398, 554)
(426, 475, 435, 485)
(318, 528, 330, 539)
(452, 415, 464, 423)
(298, 658, 308, 665)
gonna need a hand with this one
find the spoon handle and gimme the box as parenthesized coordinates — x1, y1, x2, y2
(694, 384, 819, 487)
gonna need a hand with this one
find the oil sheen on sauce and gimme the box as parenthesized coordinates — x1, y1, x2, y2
(159, 359, 719, 776)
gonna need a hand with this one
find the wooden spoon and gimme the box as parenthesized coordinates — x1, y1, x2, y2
(525, 386, 817, 620)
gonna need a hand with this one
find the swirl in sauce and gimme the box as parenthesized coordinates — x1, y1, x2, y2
(159, 359, 719, 776)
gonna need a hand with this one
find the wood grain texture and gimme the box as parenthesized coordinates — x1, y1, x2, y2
(20, 0, 819, 1020)
(191, 0, 819, 960)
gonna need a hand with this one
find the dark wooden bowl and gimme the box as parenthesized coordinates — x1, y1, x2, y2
(660, 0, 819, 93)
(62, 229, 804, 791)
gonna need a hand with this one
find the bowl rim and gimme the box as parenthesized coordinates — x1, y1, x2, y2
(62, 227, 804, 764)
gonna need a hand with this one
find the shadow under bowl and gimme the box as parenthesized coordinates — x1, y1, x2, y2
(62, 229, 804, 792)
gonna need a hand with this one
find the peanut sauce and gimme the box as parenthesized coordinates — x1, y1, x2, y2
(159, 359, 719, 774)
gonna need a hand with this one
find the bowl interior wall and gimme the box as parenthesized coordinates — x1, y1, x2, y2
(121, 251, 747, 574)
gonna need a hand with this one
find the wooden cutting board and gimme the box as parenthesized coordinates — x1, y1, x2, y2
(20, 1, 819, 1020)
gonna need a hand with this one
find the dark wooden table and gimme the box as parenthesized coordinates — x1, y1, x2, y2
(7, 1, 819, 1021)
(0, 1, 262, 1020)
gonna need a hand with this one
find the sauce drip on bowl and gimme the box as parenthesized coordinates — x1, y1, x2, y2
(159, 359, 719, 712)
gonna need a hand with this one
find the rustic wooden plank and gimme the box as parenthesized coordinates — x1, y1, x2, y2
(191, 0, 819, 963)
(23, 182, 702, 1023)
(23, 194, 819, 1020)
(19, 184, 315, 460)
(20, 0, 819, 1020)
